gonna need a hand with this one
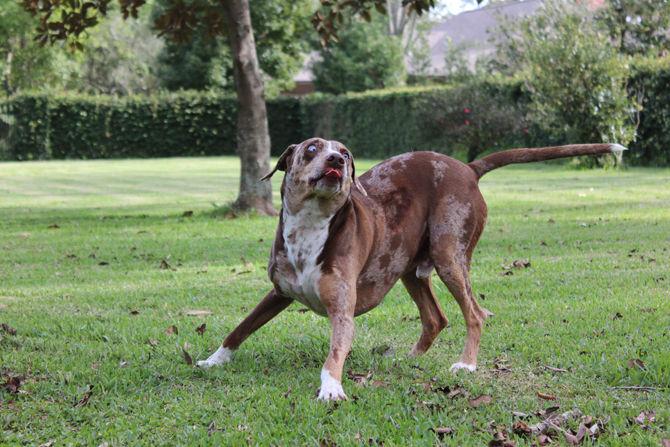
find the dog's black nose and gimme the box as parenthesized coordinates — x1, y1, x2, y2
(327, 154, 345, 166)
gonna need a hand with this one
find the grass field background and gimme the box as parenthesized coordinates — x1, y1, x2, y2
(1, 156, 669, 446)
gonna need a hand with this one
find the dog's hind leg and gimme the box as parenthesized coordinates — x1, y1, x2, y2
(429, 194, 490, 372)
(432, 250, 487, 372)
(401, 273, 448, 356)
(196, 289, 292, 369)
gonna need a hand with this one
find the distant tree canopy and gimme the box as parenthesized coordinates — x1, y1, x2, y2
(596, 0, 670, 55)
(154, 0, 313, 96)
(313, 13, 406, 94)
(490, 0, 636, 162)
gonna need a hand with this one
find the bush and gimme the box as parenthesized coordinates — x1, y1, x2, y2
(1, 63, 668, 165)
(516, 1, 636, 160)
(301, 80, 528, 160)
(312, 16, 406, 95)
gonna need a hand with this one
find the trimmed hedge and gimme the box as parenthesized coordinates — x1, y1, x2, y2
(1, 60, 668, 164)
(628, 57, 670, 166)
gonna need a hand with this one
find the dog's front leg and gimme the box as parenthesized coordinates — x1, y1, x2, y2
(317, 280, 355, 401)
(197, 289, 292, 368)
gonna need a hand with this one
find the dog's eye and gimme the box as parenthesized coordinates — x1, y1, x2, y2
(342, 152, 350, 160)
(307, 145, 317, 153)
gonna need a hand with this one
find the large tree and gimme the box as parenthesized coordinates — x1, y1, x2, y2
(20, 0, 476, 214)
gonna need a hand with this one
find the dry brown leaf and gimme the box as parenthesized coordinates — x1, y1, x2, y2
(159, 259, 174, 270)
(347, 371, 372, 385)
(0, 323, 17, 335)
(196, 323, 207, 336)
(543, 365, 567, 373)
(512, 259, 531, 268)
(74, 385, 93, 407)
(2, 375, 23, 394)
(431, 426, 454, 439)
(147, 339, 159, 347)
(469, 394, 493, 407)
(185, 310, 213, 317)
(512, 420, 532, 436)
(38, 441, 55, 447)
(182, 344, 193, 366)
(165, 325, 178, 335)
(633, 411, 655, 427)
(47, 223, 60, 229)
(626, 358, 646, 370)
(488, 430, 515, 447)
(537, 391, 557, 401)
(536, 434, 553, 445)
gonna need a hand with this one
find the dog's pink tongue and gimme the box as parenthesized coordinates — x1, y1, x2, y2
(324, 168, 342, 179)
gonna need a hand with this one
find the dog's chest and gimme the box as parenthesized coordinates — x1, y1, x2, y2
(277, 206, 332, 314)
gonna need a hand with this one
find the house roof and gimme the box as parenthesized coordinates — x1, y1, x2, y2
(293, 0, 546, 83)
(421, 0, 544, 74)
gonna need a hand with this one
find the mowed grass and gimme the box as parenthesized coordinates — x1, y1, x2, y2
(1, 156, 669, 446)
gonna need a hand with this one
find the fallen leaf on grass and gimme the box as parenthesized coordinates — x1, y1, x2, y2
(196, 323, 206, 336)
(488, 430, 515, 447)
(536, 434, 552, 445)
(129, 310, 139, 315)
(207, 421, 220, 436)
(147, 339, 159, 347)
(512, 259, 531, 268)
(118, 360, 128, 368)
(0, 323, 17, 335)
(469, 395, 493, 407)
(182, 343, 193, 366)
(347, 371, 372, 385)
(632, 411, 655, 429)
(165, 325, 178, 335)
(562, 423, 588, 445)
(74, 385, 93, 407)
(159, 259, 175, 271)
(436, 385, 469, 399)
(185, 310, 212, 317)
(626, 358, 646, 370)
(537, 391, 557, 401)
(38, 441, 55, 447)
(182, 210, 194, 217)
(431, 426, 454, 439)
(2, 374, 23, 394)
(512, 421, 532, 436)
(543, 365, 567, 373)
(47, 224, 60, 229)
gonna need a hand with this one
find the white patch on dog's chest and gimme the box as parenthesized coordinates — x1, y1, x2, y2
(281, 203, 332, 314)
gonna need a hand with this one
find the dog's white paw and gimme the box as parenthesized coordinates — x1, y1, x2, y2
(450, 362, 477, 373)
(317, 369, 347, 401)
(196, 346, 233, 369)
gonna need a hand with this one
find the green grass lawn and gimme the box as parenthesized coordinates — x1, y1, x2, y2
(1, 156, 669, 446)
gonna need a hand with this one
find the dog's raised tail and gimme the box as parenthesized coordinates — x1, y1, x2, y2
(468, 144, 627, 179)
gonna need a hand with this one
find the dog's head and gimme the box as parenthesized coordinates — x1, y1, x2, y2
(261, 138, 366, 208)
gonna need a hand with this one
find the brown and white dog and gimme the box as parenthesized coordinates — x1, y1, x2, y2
(197, 138, 626, 401)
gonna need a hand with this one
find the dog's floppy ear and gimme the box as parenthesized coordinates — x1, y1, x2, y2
(350, 155, 368, 197)
(260, 144, 297, 181)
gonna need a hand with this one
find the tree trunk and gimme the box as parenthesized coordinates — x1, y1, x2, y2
(222, 0, 276, 216)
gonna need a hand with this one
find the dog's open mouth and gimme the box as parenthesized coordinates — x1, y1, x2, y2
(311, 168, 343, 184)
